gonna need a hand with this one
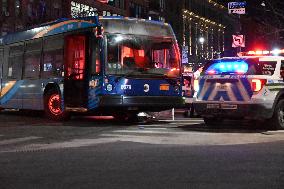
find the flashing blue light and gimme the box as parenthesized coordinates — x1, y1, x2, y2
(206, 61, 248, 74)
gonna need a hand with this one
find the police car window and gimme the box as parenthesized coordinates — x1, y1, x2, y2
(257, 61, 276, 76)
(280, 60, 284, 78)
(204, 58, 276, 75)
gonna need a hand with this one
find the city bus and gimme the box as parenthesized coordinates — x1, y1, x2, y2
(0, 16, 184, 121)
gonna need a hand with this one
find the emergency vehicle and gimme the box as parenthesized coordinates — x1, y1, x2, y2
(193, 50, 284, 129)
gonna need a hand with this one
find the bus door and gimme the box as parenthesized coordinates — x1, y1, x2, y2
(64, 35, 88, 108)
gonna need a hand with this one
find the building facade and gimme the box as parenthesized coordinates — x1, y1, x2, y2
(0, 0, 149, 36)
(1, 0, 239, 69)
(149, 0, 238, 69)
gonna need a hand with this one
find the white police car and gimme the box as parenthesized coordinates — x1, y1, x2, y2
(193, 52, 284, 129)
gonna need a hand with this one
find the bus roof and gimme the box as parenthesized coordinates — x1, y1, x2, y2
(99, 17, 175, 37)
(0, 17, 100, 45)
(0, 16, 176, 46)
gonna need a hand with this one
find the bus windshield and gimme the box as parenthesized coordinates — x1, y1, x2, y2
(106, 34, 180, 78)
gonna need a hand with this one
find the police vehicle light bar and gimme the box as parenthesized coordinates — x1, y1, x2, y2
(206, 61, 248, 74)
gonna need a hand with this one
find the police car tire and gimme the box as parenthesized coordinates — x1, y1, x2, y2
(271, 99, 284, 130)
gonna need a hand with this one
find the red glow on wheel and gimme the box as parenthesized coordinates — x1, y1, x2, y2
(48, 94, 62, 115)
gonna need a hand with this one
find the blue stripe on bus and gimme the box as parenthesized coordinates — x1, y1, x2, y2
(0, 81, 24, 104)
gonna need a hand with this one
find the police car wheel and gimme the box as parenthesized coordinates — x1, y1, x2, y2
(272, 99, 284, 130)
(203, 117, 223, 128)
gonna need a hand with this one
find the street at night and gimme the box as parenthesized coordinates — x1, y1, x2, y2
(1, 0, 284, 188)
(0, 112, 283, 189)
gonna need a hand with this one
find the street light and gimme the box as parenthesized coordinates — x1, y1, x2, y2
(261, 1, 266, 7)
(198, 37, 205, 67)
(199, 37, 205, 44)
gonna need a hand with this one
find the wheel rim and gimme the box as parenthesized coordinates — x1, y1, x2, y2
(48, 94, 62, 116)
(278, 106, 284, 126)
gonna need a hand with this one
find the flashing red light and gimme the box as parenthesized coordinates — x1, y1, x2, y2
(207, 70, 216, 74)
(251, 79, 266, 92)
(97, 0, 109, 3)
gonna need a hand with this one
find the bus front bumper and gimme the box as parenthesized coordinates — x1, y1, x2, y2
(99, 95, 185, 111)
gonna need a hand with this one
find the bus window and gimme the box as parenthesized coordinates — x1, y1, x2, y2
(24, 39, 42, 79)
(65, 35, 86, 80)
(8, 43, 24, 79)
(42, 35, 64, 78)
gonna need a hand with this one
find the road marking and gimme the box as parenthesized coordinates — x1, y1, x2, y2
(113, 130, 173, 134)
(0, 136, 41, 145)
(161, 119, 204, 122)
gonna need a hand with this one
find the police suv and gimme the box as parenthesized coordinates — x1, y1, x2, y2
(193, 53, 284, 129)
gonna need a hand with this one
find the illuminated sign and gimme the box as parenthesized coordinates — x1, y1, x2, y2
(228, 2, 246, 14)
(71, 1, 97, 18)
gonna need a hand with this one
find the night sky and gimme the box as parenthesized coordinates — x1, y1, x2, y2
(217, 0, 284, 49)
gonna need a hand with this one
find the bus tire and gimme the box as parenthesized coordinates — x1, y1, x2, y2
(270, 99, 284, 130)
(204, 117, 222, 128)
(44, 90, 69, 121)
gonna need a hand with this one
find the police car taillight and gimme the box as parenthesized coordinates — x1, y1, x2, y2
(251, 79, 266, 92)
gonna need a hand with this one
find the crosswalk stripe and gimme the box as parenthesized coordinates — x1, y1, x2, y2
(0, 136, 41, 145)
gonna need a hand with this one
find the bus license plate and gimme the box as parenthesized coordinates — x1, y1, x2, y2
(160, 84, 169, 91)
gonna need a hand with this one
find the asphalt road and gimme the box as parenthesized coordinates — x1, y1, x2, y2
(0, 111, 283, 189)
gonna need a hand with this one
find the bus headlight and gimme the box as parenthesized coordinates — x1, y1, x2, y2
(106, 84, 113, 92)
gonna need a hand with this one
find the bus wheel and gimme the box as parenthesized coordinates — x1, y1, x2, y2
(44, 90, 69, 121)
(271, 99, 284, 130)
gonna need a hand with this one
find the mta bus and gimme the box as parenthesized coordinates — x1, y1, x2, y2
(0, 16, 184, 121)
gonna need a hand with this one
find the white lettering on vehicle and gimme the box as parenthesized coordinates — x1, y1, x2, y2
(121, 85, 131, 90)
